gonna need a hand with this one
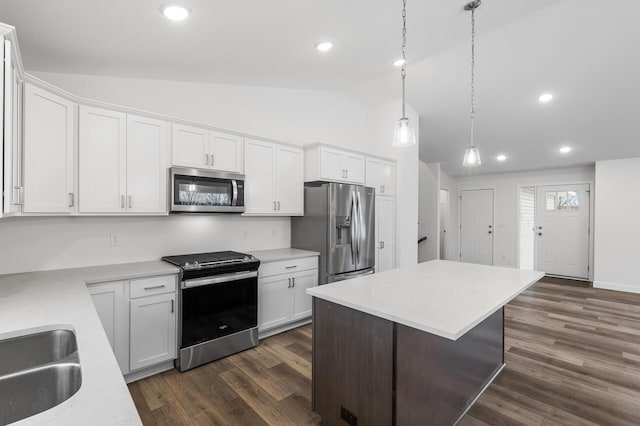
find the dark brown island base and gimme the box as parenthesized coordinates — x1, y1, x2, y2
(307, 260, 544, 426)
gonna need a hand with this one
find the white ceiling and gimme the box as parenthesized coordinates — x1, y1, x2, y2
(2, 0, 639, 176)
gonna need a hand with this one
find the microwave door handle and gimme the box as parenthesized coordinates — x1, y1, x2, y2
(231, 180, 238, 206)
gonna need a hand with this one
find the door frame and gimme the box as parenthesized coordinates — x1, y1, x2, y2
(515, 181, 594, 281)
(458, 187, 496, 264)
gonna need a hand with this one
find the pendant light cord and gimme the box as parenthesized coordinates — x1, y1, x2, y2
(401, 0, 407, 118)
(470, 6, 476, 147)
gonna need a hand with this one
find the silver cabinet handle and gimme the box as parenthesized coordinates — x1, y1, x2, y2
(292, 278, 295, 288)
(273, 201, 277, 211)
(346, 169, 349, 178)
(277, 201, 281, 211)
(381, 185, 385, 194)
(379, 241, 384, 249)
(144, 284, 166, 290)
(128, 195, 132, 209)
(211, 154, 214, 166)
(287, 278, 292, 288)
(285, 265, 297, 269)
(13, 186, 22, 206)
(68, 193, 75, 208)
(205, 154, 209, 166)
(171, 299, 174, 313)
(121, 195, 125, 209)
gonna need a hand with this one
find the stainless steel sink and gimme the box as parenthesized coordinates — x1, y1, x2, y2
(0, 328, 82, 425)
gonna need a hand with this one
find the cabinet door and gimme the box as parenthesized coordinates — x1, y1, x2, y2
(291, 270, 318, 320)
(376, 197, 396, 272)
(171, 124, 209, 169)
(258, 275, 292, 332)
(23, 84, 75, 213)
(275, 145, 304, 215)
(79, 106, 127, 213)
(130, 292, 177, 371)
(88, 282, 128, 373)
(365, 158, 382, 193)
(344, 153, 365, 184)
(244, 138, 276, 215)
(320, 147, 345, 181)
(126, 115, 169, 214)
(380, 162, 397, 196)
(3, 40, 21, 215)
(210, 131, 244, 173)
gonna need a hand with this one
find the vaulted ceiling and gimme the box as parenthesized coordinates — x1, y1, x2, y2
(2, 0, 639, 176)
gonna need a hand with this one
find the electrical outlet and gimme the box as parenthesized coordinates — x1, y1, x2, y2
(340, 406, 357, 426)
(110, 233, 121, 246)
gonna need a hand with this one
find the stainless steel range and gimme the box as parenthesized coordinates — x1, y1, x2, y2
(162, 251, 260, 372)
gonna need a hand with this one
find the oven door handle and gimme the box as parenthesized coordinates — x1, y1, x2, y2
(181, 270, 258, 289)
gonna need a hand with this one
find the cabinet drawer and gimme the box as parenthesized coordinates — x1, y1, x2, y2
(130, 275, 177, 298)
(259, 256, 318, 278)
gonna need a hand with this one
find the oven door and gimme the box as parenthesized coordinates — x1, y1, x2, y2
(180, 271, 258, 349)
(170, 167, 245, 213)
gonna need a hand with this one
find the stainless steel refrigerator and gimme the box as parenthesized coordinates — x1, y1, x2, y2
(292, 182, 375, 284)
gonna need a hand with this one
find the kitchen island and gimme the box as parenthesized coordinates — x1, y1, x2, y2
(307, 260, 544, 426)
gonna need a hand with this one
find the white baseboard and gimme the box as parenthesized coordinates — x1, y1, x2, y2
(124, 360, 175, 383)
(259, 318, 312, 340)
(594, 280, 640, 294)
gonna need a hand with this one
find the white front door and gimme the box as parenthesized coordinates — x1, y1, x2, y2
(460, 189, 494, 265)
(535, 184, 590, 279)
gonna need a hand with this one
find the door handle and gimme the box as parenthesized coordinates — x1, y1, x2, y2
(121, 195, 125, 209)
(128, 195, 132, 209)
(287, 278, 291, 288)
(538, 232, 543, 236)
(292, 278, 295, 288)
(68, 193, 74, 208)
(277, 201, 281, 211)
(205, 154, 209, 166)
(488, 231, 492, 234)
(211, 155, 214, 166)
(171, 299, 174, 313)
(273, 201, 277, 211)
(381, 185, 385, 194)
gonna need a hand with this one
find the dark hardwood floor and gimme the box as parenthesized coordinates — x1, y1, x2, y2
(129, 279, 640, 425)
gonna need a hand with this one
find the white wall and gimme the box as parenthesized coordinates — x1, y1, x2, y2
(455, 166, 595, 269)
(594, 158, 640, 293)
(418, 161, 439, 262)
(0, 215, 290, 274)
(31, 71, 367, 151)
(365, 99, 419, 267)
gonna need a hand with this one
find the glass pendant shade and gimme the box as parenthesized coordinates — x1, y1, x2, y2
(392, 117, 416, 147)
(463, 146, 481, 166)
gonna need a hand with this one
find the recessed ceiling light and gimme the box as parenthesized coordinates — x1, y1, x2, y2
(393, 58, 406, 67)
(161, 5, 190, 21)
(559, 146, 572, 154)
(538, 93, 553, 103)
(496, 154, 507, 162)
(315, 41, 334, 52)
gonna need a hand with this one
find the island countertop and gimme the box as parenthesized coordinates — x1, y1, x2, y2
(307, 260, 544, 340)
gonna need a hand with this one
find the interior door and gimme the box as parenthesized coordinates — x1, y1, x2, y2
(126, 114, 169, 214)
(460, 189, 494, 265)
(535, 184, 590, 279)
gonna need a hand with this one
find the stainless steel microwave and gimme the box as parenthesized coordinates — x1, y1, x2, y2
(169, 167, 245, 213)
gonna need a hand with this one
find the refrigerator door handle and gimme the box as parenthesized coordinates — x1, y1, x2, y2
(355, 191, 362, 264)
(350, 192, 357, 265)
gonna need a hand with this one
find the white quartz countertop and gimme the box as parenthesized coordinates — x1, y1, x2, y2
(248, 248, 319, 263)
(307, 260, 544, 340)
(0, 261, 179, 426)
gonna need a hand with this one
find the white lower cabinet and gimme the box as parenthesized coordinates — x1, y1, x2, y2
(258, 256, 318, 336)
(88, 274, 178, 378)
(130, 293, 176, 371)
(375, 196, 396, 272)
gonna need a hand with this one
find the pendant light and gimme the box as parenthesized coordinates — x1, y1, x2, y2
(463, 0, 481, 166)
(392, 0, 416, 147)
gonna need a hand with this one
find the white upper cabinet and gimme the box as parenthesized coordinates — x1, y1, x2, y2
(171, 124, 209, 169)
(79, 106, 127, 214)
(171, 124, 244, 173)
(244, 138, 303, 216)
(126, 115, 169, 214)
(2, 38, 22, 215)
(23, 83, 76, 213)
(366, 157, 397, 196)
(210, 131, 244, 173)
(304, 144, 365, 184)
(79, 106, 169, 215)
(275, 145, 304, 215)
